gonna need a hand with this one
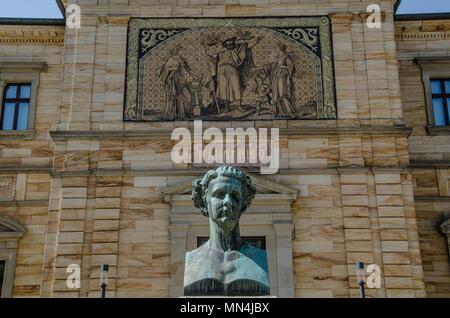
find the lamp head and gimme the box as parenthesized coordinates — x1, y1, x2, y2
(356, 262, 365, 284)
(100, 264, 109, 286)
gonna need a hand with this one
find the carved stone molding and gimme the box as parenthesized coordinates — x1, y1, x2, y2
(396, 31, 450, 40)
(396, 21, 450, 40)
(0, 26, 65, 45)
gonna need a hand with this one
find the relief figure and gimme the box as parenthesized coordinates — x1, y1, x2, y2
(205, 33, 261, 114)
(159, 46, 195, 120)
(269, 43, 296, 118)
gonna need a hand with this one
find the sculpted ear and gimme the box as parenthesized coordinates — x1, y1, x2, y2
(241, 177, 256, 213)
(192, 178, 209, 217)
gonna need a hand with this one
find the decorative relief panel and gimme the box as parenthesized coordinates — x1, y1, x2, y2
(0, 177, 14, 201)
(124, 17, 336, 121)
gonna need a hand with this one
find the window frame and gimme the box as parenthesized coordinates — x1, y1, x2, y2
(417, 58, 450, 128)
(0, 62, 47, 133)
(441, 218, 450, 259)
(0, 216, 25, 298)
(430, 78, 450, 126)
(197, 236, 267, 250)
(1, 83, 32, 131)
(0, 260, 5, 297)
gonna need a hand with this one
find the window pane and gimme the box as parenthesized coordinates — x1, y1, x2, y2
(20, 85, 31, 99)
(197, 237, 266, 250)
(445, 81, 450, 94)
(5, 85, 17, 99)
(2, 103, 15, 130)
(17, 102, 29, 130)
(447, 99, 450, 124)
(0, 260, 5, 297)
(431, 80, 443, 94)
(433, 98, 447, 126)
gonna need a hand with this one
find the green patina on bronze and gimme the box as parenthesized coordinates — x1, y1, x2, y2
(184, 166, 270, 296)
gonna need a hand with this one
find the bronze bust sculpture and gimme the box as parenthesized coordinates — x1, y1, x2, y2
(184, 166, 270, 296)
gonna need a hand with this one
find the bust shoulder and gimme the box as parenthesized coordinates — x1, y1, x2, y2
(239, 244, 268, 273)
(184, 243, 270, 296)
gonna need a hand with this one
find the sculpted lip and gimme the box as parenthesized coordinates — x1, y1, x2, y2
(217, 207, 235, 218)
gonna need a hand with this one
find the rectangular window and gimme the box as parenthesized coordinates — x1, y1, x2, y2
(197, 236, 266, 250)
(0, 260, 5, 297)
(1, 83, 31, 130)
(431, 79, 450, 126)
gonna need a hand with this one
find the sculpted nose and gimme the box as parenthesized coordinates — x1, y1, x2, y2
(223, 193, 233, 207)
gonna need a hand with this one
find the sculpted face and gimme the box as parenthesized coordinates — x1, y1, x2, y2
(206, 176, 243, 231)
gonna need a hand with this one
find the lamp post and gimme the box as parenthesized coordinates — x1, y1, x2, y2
(356, 262, 366, 298)
(100, 264, 109, 298)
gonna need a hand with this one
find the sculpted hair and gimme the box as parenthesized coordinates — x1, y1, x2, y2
(192, 166, 256, 217)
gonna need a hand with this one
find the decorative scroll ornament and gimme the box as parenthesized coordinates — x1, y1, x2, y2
(140, 29, 186, 56)
(274, 27, 319, 54)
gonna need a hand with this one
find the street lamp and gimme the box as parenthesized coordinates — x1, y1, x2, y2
(356, 262, 366, 298)
(100, 264, 109, 298)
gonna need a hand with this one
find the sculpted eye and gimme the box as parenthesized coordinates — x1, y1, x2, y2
(214, 190, 225, 199)
(232, 192, 240, 201)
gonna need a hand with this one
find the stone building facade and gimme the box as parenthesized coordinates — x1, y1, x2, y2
(0, 0, 448, 298)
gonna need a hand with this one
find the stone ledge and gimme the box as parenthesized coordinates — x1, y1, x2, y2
(414, 196, 450, 202)
(49, 167, 411, 177)
(0, 130, 35, 140)
(0, 200, 49, 206)
(0, 166, 52, 173)
(426, 126, 450, 136)
(409, 160, 450, 168)
(50, 126, 412, 140)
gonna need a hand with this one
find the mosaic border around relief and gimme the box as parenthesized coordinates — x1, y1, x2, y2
(124, 17, 336, 121)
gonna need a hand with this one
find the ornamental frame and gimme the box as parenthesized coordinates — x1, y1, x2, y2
(124, 17, 336, 122)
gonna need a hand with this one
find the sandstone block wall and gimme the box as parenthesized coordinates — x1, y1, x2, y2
(0, 24, 64, 296)
(0, 0, 438, 298)
(397, 18, 450, 297)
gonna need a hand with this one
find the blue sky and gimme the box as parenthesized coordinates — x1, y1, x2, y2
(0, 0, 449, 18)
(0, 0, 63, 19)
(397, 0, 450, 14)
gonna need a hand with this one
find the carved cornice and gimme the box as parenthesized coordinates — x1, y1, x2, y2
(0, 27, 65, 45)
(396, 21, 450, 40)
(396, 31, 450, 40)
